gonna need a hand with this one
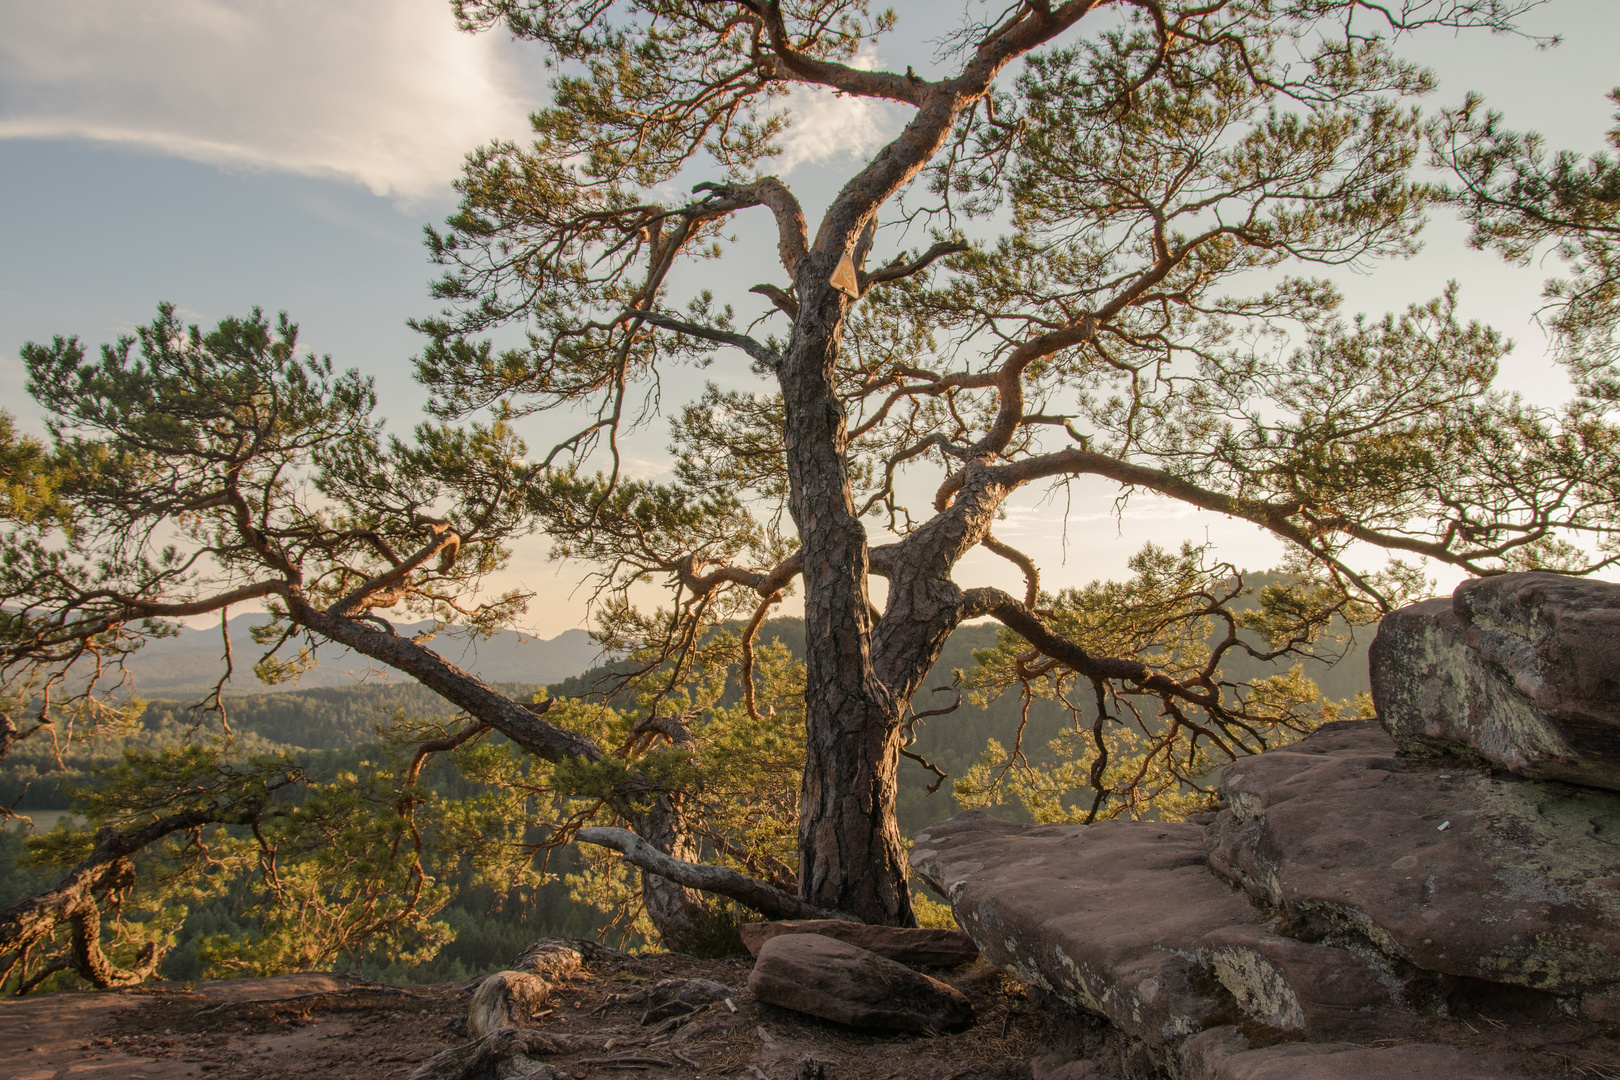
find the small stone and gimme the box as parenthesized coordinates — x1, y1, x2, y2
(748, 933, 973, 1033)
(738, 919, 978, 970)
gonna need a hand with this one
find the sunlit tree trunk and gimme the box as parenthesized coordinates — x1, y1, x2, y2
(781, 259, 914, 926)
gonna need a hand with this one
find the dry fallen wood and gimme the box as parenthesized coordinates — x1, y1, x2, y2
(468, 971, 552, 1038)
(407, 1028, 560, 1080)
(575, 827, 857, 922)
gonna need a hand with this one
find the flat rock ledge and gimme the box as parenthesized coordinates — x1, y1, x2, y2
(1208, 719, 1620, 998)
(746, 933, 974, 1033)
(738, 919, 978, 970)
(1180, 1028, 1521, 1080)
(909, 813, 1397, 1048)
(917, 718, 1620, 1077)
(1371, 571, 1620, 790)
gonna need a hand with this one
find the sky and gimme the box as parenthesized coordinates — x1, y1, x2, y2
(1, 0, 1617, 635)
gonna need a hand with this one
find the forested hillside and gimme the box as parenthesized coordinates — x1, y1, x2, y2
(113, 614, 602, 696)
(6, 601, 1372, 823)
(3, 596, 1370, 984)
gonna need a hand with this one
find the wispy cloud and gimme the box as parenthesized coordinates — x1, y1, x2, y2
(771, 49, 903, 173)
(0, 0, 538, 204)
(0, 5, 905, 202)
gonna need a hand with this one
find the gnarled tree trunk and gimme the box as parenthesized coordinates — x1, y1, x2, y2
(782, 250, 913, 926)
(628, 794, 711, 952)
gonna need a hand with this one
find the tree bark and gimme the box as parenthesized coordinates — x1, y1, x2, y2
(781, 248, 915, 925)
(1, 815, 226, 990)
(782, 289, 1028, 922)
(626, 795, 712, 953)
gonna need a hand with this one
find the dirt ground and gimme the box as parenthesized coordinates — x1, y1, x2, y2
(0, 952, 1060, 1080)
(7, 950, 1620, 1080)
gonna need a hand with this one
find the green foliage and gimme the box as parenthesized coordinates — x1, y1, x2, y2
(2, 303, 563, 720)
(0, 591, 1365, 990)
(3, 745, 305, 993)
(1439, 88, 1620, 384)
(11, 0, 1605, 964)
(549, 632, 808, 945)
(956, 545, 1376, 824)
(910, 891, 958, 931)
(4, 723, 557, 992)
(0, 410, 68, 528)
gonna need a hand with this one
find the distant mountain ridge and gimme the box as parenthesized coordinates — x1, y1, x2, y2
(126, 613, 604, 696)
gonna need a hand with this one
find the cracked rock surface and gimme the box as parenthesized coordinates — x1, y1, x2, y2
(912, 813, 1275, 1045)
(1208, 719, 1620, 997)
(1371, 571, 1620, 789)
(917, 716, 1620, 1078)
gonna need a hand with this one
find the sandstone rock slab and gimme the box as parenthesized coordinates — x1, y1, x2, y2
(739, 919, 978, 969)
(1199, 924, 1400, 1034)
(1188, 1036, 1522, 1080)
(1207, 719, 1620, 995)
(911, 812, 1267, 1045)
(1371, 572, 1620, 790)
(747, 933, 973, 1032)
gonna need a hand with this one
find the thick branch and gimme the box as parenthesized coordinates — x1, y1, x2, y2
(983, 445, 1504, 580)
(748, 283, 799, 319)
(0, 804, 267, 988)
(859, 241, 971, 292)
(638, 310, 782, 368)
(962, 585, 1214, 706)
(101, 580, 285, 619)
(671, 550, 802, 599)
(286, 595, 605, 765)
(972, 316, 1097, 457)
(694, 178, 808, 275)
(981, 533, 1039, 609)
(814, 1, 1100, 251)
(756, 6, 929, 108)
(329, 526, 459, 618)
(575, 827, 855, 922)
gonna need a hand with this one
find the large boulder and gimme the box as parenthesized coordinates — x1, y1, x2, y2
(910, 812, 1398, 1046)
(1371, 572, 1620, 790)
(747, 933, 973, 1033)
(1207, 720, 1620, 996)
(738, 919, 978, 970)
(913, 813, 1256, 1044)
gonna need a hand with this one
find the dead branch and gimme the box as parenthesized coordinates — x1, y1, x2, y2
(574, 827, 855, 923)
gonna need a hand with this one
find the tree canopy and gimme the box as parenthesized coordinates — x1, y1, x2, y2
(414, 0, 1606, 926)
